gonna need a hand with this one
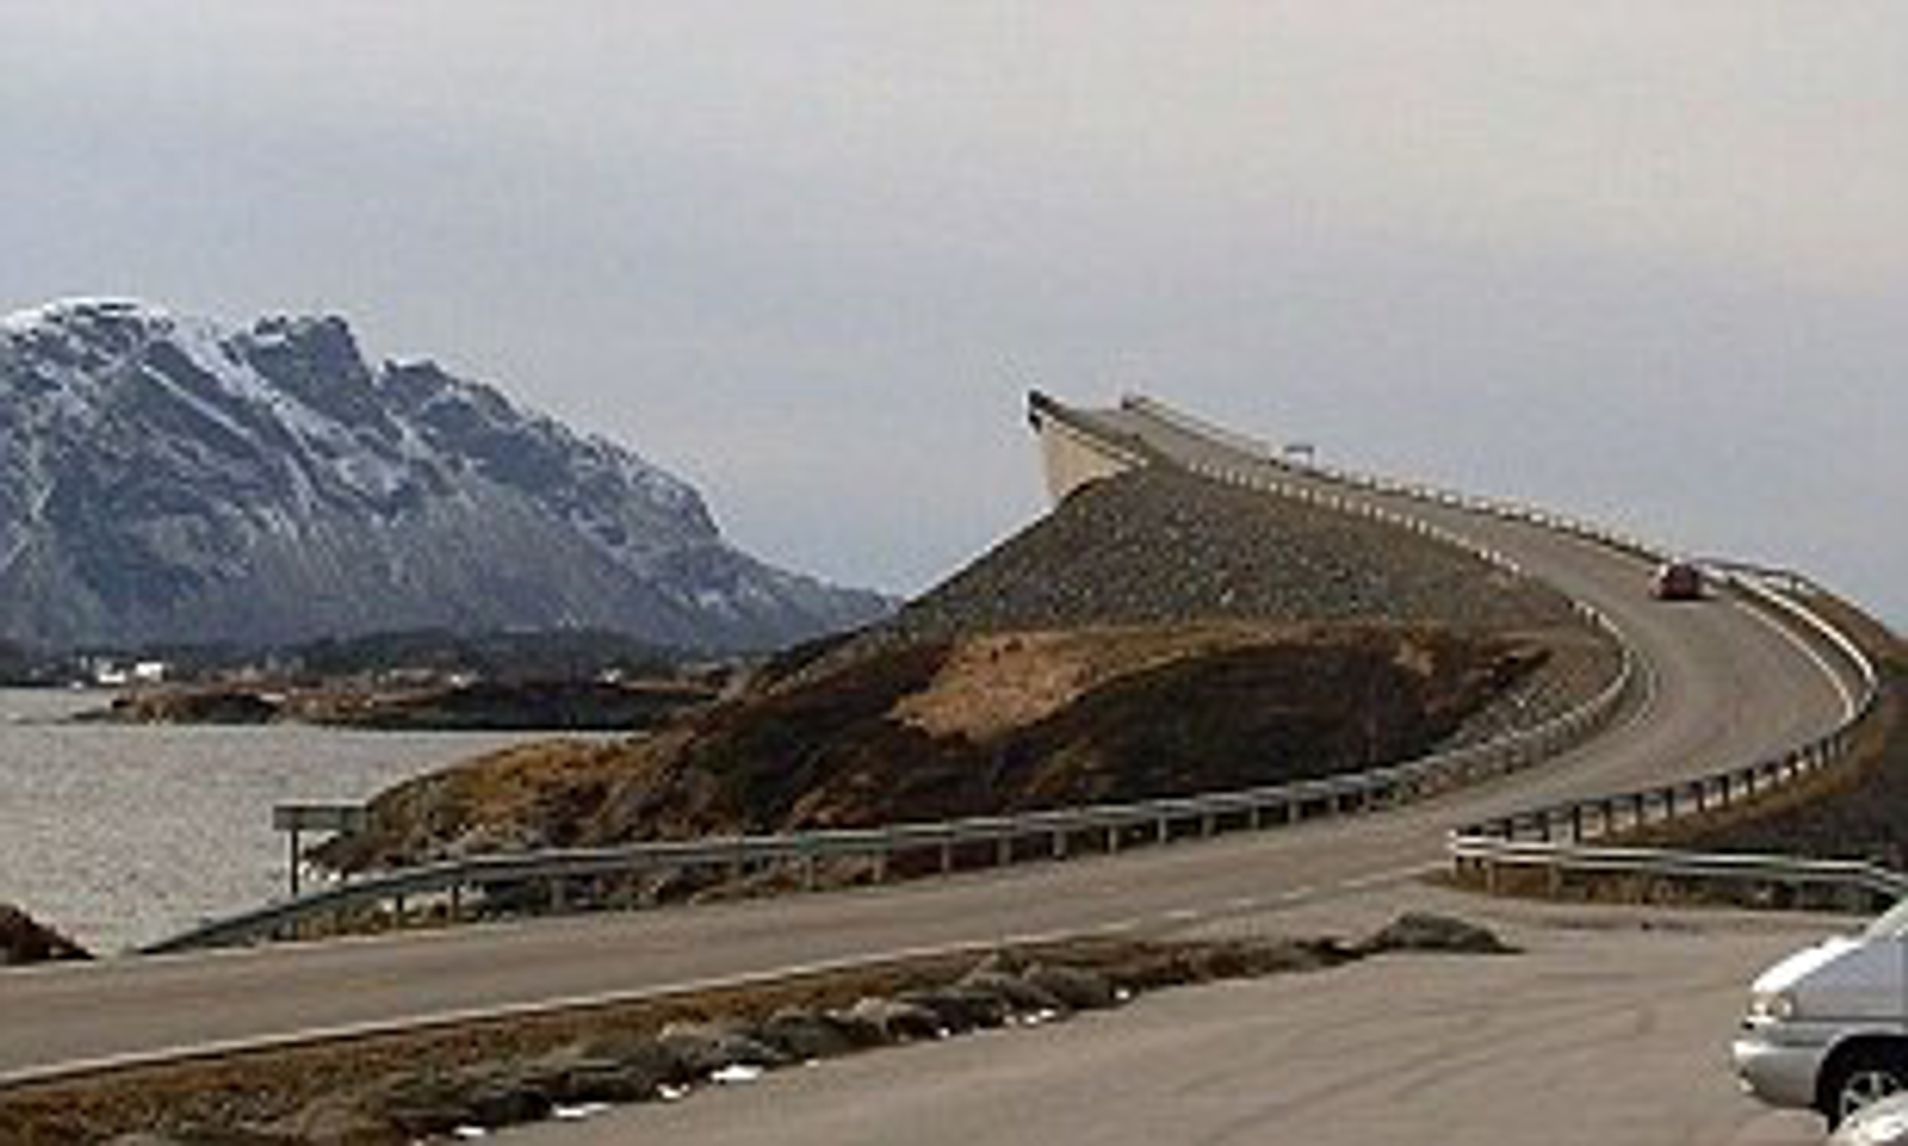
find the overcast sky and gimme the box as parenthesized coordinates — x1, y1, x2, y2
(2, 2, 1902, 624)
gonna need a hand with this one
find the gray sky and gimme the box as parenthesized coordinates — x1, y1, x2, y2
(3, 2, 1902, 624)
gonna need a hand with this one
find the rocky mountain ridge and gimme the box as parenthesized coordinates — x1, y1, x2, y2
(0, 299, 889, 649)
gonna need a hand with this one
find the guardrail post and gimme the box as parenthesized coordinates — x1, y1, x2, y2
(1106, 825, 1120, 853)
(940, 840, 955, 875)
(803, 852, 818, 891)
(1570, 805, 1584, 843)
(997, 833, 1012, 867)
(1052, 828, 1068, 859)
(1156, 817, 1170, 844)
(449, 883, 463, 922)
(549, 875, 567, 913)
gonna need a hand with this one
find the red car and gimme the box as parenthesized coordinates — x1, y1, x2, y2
(1653, 561, 1704, 601)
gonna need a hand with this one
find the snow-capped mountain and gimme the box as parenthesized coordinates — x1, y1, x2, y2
(0, 299, 892, 650)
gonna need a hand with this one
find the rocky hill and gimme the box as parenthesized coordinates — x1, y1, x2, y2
(320, 621, 1546, 873)
(0, 299, 890, 650)
(870, 466, 1581, 643)
(0, 903, 89, 966)
(316, 450, 1623, 882)
(797, 466, 1615, 737)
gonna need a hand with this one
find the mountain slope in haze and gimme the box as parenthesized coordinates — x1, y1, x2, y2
(0, 298, 891, 650)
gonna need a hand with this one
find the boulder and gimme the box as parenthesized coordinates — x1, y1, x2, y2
(895, 987, 1010, 1033)
(756, 1008, 865, 1061)
(656, 1021, 788, 1077)
(368, 1064, 555, 1135)
(253, 1092, 393, 1144)
(959, 968, 1068, 1016)
(572, 1034, 695, 1097)
(842, 996, 944, 1042)
(0, 903, 90, 965)
(1195, 938, 1361, 979)
(1022, 964, 1119, 1010)
(1361, 912, 1518, 955)
(818, 1005, 893, 1048)
(516, 1046, 664, 1105)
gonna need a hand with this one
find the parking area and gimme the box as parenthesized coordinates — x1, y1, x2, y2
(502, 885, 1843, 1146)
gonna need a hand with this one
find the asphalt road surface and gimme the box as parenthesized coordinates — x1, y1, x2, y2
(502, 886, 1839, 1146)
(0, 401, 1860, 1102)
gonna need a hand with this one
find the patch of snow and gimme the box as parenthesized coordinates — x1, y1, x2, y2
(551, 1102, 612, 1121)
(694, 588, 741, 614)
(135, 359, 256, 448)
(710, 1063, 765, 1085)
(0, 297, 164, 334)
(658, 1083, 691, 1102)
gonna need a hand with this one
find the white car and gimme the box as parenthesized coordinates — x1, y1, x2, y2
(1734, 898, 1908, 1128)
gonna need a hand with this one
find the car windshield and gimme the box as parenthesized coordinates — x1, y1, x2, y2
(1862, 899, 1908, 939)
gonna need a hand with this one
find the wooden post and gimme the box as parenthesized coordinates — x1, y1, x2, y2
(288, 826, 302, 898)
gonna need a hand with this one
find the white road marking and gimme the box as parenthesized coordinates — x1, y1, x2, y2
(1334, 863, 1443, 892)
(1735, 589, 1859, 720)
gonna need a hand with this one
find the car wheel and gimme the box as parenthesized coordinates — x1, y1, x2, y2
(1825, 1050, 1908, 1128)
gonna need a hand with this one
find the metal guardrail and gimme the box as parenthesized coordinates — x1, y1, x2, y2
(146, 396, 1642, 954)
(1451, 838, 1908, 908)
(1111, 397, 1893, 908)
(146, 648, 1633, 953)
(1442, 572, 1877, 892)
(149, 396, 1879, 950)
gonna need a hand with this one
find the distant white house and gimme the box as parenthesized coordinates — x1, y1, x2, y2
(88, 659, 169, 687)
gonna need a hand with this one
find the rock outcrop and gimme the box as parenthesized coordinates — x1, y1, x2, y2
(319, 621, 1544, 873)
(0, 903, 90, 965)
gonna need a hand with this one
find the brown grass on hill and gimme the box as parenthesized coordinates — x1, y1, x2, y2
(322, 622, 1547, 875)
(892, 622, 1354, 742)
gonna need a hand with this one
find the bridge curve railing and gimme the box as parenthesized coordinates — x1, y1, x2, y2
(1447, 569, 1886, 899)
(148, 397, 1643, 954)
(146, 636, 1634, 954)
(148, 396, 1877, 951)
(1109, 396, 1888, 904)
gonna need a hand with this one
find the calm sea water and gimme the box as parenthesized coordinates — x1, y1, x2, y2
(0, 688, 549, 954)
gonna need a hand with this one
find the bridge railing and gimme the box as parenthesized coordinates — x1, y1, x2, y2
(145, 634, 1635, 954)
(1447, 570, 1887, 902)
(148, 395, 1878, 952)
(1113, 396, 1892, 907)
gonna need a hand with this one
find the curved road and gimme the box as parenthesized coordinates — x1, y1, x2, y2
(0, 398, 1857, 1087)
